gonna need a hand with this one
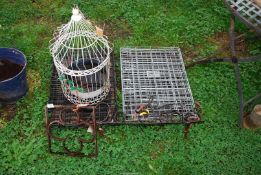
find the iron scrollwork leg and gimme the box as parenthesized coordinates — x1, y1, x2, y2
(45, 105, 98, 157)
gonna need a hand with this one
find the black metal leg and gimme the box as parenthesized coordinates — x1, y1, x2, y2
(234, 64, 244, 128)
(229, 15, 245, 128)
(229, 15, 236, 57)
(45, 107, 52, 153)
(91, 108, 98, 157)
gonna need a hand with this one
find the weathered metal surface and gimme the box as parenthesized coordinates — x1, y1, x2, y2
(120, 47, 201, 125)
(45, 105, 98, 157)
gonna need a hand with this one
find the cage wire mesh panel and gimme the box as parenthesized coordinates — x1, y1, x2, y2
(49, 7, 112, 105)
(121, 48, 198, 123)
(225, 0, 261, 35)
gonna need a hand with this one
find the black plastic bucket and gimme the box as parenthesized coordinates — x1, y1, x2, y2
(0, 48, 28, 104)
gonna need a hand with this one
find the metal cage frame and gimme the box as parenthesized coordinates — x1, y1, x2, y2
(120, 47, 201, 126)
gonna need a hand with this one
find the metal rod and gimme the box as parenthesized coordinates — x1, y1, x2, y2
(185, 56, 261, 69)
(234, 63, 244, 128)
(244, 93, 261, 108)
(229, 15, 245, 128)
(229, 15, 236, 58)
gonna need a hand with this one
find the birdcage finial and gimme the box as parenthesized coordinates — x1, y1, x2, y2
(71, 6, 82, 22)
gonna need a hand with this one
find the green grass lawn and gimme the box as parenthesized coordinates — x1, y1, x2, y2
(0, 0, 261, 174)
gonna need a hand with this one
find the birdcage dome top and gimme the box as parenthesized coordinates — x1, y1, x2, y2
(50, 7, 112, 76)
(53, 7, 96, 38)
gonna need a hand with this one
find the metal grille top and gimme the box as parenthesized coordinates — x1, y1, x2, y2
(225, 0, 261, 35)
(121, 47, 195, 122)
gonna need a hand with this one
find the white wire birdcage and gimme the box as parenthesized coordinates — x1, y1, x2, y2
(50, 7, 112, 105)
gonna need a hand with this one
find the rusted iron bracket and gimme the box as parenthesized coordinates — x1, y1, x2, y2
(45, 105, 98, 157)
(184, 123, 193, 139)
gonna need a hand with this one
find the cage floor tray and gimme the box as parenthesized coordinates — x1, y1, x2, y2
(120, 47, 199, 124)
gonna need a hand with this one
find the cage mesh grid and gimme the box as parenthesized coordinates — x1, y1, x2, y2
(226, 0, 261, 34)
(121, 47, 196, 122)
(47, 53, 117, 125)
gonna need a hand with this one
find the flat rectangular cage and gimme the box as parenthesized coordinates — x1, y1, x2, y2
(121, 47, 196, 123)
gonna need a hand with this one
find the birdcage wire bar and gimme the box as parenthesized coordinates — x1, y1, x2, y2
(121, 47, 197, 123)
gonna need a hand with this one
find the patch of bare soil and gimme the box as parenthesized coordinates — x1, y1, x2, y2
(97, 19, 132, 40)
(183, 32, 250, 62)
(151, 141, 165, 160)
(208, 32, 249, 58)
(244, 105, 261, 129)
(207, 32, 231, 58)
(0, 104, 16, 122)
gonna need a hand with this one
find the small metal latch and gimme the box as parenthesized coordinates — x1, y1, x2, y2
(47, 104, 54, 109)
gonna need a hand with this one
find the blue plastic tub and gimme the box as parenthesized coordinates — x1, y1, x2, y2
(0, 48, 28, 104)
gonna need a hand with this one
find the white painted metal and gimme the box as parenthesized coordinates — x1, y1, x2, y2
(50, 7, 112, 105)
